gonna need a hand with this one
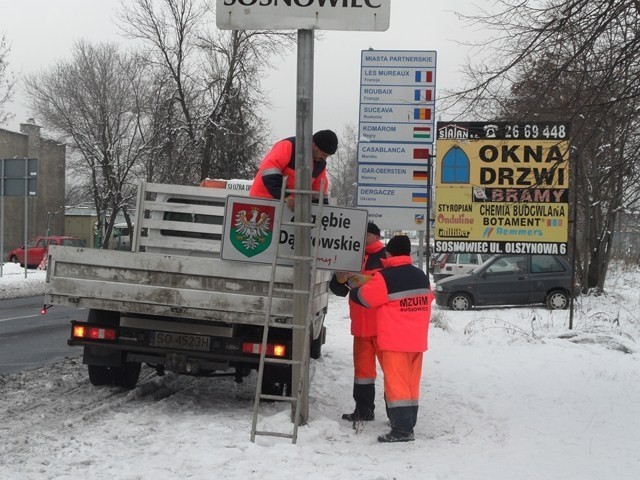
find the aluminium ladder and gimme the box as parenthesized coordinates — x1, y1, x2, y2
(250, 181, 325, 444)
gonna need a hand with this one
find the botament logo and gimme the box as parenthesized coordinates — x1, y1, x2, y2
(230, 203, 275, 257)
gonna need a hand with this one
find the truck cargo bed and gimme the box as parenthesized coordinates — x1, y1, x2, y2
(45, 246, 330, 326)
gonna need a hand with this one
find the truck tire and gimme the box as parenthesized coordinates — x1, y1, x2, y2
(113, 362, 142, 389)
(261, 362, 290, 397)
(88, 365, 113, 386)
(310, 329, 324, 360)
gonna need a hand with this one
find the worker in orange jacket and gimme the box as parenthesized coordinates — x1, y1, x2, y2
(329, 222, 386, 422)
(350, 235, 432, 442)
(249, 130, 338, 210)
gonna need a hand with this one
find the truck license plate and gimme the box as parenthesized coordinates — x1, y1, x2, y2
(150, 332, 211, 352)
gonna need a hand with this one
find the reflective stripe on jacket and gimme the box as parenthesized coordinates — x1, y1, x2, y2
(249, 137, 328, 199)
(330, 240, 386, 337)
(350, 255, 432, 352)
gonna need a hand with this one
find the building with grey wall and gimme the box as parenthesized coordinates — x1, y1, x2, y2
(0, 121, 66, 258)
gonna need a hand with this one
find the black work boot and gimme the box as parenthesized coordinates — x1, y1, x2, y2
(341, 409, 374, 422)
(377, 429, 415, 443)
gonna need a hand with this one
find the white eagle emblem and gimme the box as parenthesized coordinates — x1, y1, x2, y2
(234, 207, 271, 250)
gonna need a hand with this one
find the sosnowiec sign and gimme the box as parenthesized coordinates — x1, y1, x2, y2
(221, 195, 367, 272)
(216, 0, 391, 31)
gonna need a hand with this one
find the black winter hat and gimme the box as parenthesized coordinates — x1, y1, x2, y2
(386, 235, 412, 256)
(367, 222, 381, 236)
(313, 129, 338, 155)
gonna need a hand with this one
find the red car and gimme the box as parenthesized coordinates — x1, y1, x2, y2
(7, 236, 84, 268)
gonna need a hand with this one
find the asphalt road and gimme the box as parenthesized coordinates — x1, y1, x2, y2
(0, 296, 85, 375)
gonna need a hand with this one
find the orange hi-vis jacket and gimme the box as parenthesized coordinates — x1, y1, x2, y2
(249, 137, 329, 200)
(330, 240, 386, 337)
(350, 255, 432, 352)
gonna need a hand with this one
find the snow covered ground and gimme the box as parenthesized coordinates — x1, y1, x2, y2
(0, 263, 46, 300)
(1, 261, 640, 479)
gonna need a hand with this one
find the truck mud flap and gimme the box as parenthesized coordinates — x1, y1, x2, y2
(83, 346, 123, 367)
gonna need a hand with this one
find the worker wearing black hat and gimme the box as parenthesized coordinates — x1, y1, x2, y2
(330, 221, 386, 424)
(249, 130, 338, 210)
(349, 234, 433, 442)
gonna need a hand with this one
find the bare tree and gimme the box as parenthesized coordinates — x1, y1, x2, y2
(450, 0, 640, 291)
(117, 0, 295, 184)
(0, 33, 16, 126)
(327, 123, 358, 207)
(450, 1, 640, 116)
(24, 41, 151, 248)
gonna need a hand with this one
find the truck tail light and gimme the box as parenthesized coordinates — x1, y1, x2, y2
(439, 254, 449, 269)
(242, 342, 287, 357)
(73, 325, 116, 341)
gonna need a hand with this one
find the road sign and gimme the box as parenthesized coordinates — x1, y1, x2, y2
(216, 0, 391, 31)
(221, 196, 368, 272)
(358, 163, 430, 186)
(359, 104, 433, 124)
(1, 158, 38, 196)
(358, 142, 431, 164)
(356, 50, 436, 231)
(356, 185, 429, 208)
(360, 85, 435, 104)
(361, 51, 437, 68)
(364, 206, 429, 231)
(359, 123, 433, 144)
(360, 66, 436, 86)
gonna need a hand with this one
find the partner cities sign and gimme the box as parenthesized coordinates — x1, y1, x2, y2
(356, 50, 436, 231)
(216, 0, 391, 31)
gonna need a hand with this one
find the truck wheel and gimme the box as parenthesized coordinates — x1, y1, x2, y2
(88, 365, 113, 386)
(310, 330, 323, 360)
(113, 362, 142, 389)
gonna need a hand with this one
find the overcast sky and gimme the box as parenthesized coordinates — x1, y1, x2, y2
(2, 0, 481, 144)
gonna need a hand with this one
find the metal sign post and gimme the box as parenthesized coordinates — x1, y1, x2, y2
(216, 0, 390, 429)
(293, 29, 314, 423)
(23, 160, 29, 277)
